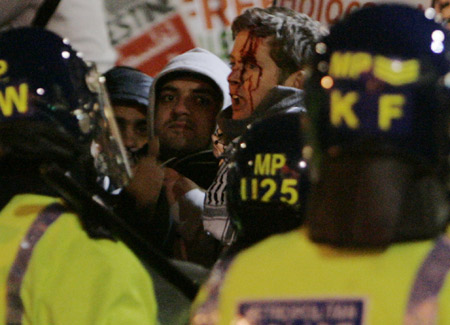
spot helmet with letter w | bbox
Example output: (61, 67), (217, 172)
(227, 111), (311, 249)
(0, 27), (130, 187)
(304, 4), (450, 247)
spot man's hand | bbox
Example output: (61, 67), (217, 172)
(125, 138), (164, 208)
(164, 167), (200, 206)
(212, 127), (225, 159)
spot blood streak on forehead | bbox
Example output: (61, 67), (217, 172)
(239, 32), (264, 114)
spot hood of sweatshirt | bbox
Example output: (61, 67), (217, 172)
(148, 48), (231, 137)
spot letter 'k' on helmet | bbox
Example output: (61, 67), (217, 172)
(305, 4), (450, 246)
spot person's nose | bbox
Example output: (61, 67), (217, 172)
(171, 97), (190, 116)
(122, 125), (137, 149)
(228, 64), (242, 86)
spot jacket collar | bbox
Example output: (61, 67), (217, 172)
(217, 86), (305, 142)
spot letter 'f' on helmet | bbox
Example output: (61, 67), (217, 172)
(304, 4), (450, 246)
(306, 4), (450, 174)
(227, 111), (311, 245)
(0, 27), (100, 143)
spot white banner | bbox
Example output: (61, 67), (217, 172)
(105, 0), (433, 76)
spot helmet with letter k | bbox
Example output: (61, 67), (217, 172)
(304, 4), (450, 247)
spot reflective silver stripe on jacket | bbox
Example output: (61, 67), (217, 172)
(191, 255), (235, 324)
(405, 235), (450, 324)
(6, 203), (65, 325)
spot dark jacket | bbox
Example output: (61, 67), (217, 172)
(202, 86), (306, 245)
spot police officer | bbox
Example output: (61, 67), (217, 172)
(0, 28), (158, 323)
(191, 4), (450, 324)
(191, 111), (312, 322)
(226, 110), (311, 255)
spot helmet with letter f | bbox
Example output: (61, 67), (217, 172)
(0, 27), (130, 187)
(227, 111), (311, 250)
(305, 4), (450, 247)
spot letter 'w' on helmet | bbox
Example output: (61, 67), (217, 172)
(0, 27), (131, 187)
(304, 4), (450, 246)
(227, 111), (311, 245)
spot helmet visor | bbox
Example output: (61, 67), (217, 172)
(86, 64), (132, 188)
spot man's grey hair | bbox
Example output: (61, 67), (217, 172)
(231, 7), (328, 82)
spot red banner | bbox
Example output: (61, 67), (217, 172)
(115, 13), (195, 77)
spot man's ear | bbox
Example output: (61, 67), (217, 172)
(283, 70), (305, 89)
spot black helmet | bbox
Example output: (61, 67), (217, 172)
(0, 28), (131, 187)
(305, 4), (450, 246)
(306, 3), (450, 170)
(0, 27), (99, 143)
(227, 111), (311, 245)
(103, 66), (153, 109)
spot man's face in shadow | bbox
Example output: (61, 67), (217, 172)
(154, 76), (222, 159)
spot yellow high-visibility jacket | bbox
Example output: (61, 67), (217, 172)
(192, 228), (450, 324)
(0, 194), (158, 324)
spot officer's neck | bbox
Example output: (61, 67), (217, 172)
(0, 163), (58, 210)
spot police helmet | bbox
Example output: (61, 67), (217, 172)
(0, 28), (131, 186)
(306, 3), (450, 172)
(0, 27), (99, 142)
(227, 111), (311, 245)
(305, 4), (450, 246)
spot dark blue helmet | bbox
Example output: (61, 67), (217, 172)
(305, 4), (450, 246)
(0, 28), (132, 187)
(306, 3), (450, 169)
(227, 111), (311, 245)
(0, 27), (100, 143)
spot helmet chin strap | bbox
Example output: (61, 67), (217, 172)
(31, 0), (61, 28)
(306, 154), (449, 248)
